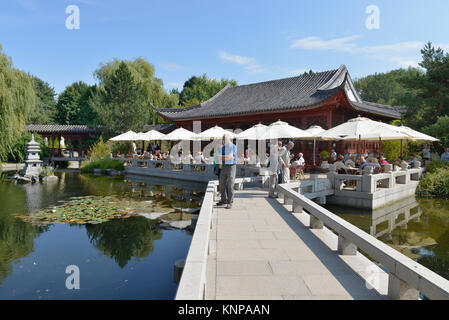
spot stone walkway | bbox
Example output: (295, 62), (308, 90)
(205, 188), (388, 300)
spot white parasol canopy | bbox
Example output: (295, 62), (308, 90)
(196, 125), (236, 140)
(109, 130), (137, 141)
(320, 117), (411, 141)
(259, 120), (313, 140)
(160, 127), (198, 140)
(142, 129), (166, 141)
(236, 123), (267, 140)
(378, 124), (439, 142)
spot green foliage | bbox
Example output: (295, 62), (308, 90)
(424, 116), (449, 150)
(425, 161), (449, 174)
(178, 74), (237, 106)
(86, 137), (111, 161)
(56, 81), (97, 125)
(354, 68), (422, 109)
(7, 132), (49, 163)
(0, 44), (36, 162)
(382, 140), (402, 162)
(417, 167), (449, 197)
(80, 159), (124, 173)
(92, 58), (178, 132)
(401, 42), (449, 130)
(319, 150), (330, 159)
(27, 76), (57, 124)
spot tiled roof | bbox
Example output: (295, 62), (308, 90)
(154, 65), (401, 120)
(25, 124), (97, 133)
(142, 123), (176, 133)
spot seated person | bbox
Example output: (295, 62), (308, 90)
(115, 151), (121, 158)
(334, 155), (347, 174)
(345, 155), (356, 168)
(368, 157), (381, 173)
(142, 151), (152, 159)
(408, 154), (419, 166)
(379, 156), (389, 166)
(358, 156), (368, 170)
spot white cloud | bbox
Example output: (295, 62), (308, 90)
(290, 35), (428, 68)
(290, 35), (360, 52)
(219, 51), (266, 74)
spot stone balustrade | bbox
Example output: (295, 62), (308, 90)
(278, 183), (449, 300)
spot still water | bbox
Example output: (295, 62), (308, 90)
(0, 172), (205, 299)
(326, 197), (449, 281)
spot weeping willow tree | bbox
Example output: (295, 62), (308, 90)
(0, 45), (36, 162)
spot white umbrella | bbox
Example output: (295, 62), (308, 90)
(109, 130), (137, 141)
(378, 124), (439, 142)
(134, 132), (148, 141)
(236, 123), (267, 140)
(321, 117), (410, 141)
(259, 120), (313, 140)
(304, 125), (326, 166)
(196, 125), (236, 140)
(142, 130), (166, 141)
(160, 127), (198, 140)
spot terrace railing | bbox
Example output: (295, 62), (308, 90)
(278, 183), (449, 300)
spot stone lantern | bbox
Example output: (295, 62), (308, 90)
(21, 134), (43, 181)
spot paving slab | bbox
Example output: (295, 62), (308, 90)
(204, 188), (385, 300)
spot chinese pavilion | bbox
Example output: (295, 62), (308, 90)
(153, 65), (402, 162)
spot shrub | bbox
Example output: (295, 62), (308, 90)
(80, 159), (124, 173)
(417, 167), (449, 197)
(7, 132), (49, 163)
(425, 160), (449, 174)
(87, 136), (111, 161)
(319, 150), (330, 159)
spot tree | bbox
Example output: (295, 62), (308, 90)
(27, 76), (57, 124)
(93, 58), (178, 126)
(91, 61), (149, 137)
(178, 74), (237, 106)
(56, 81), (97, 125)
(354, 68), (422, 108)
(0, 44), (36, 162)
(401, 42), (449, 130)
(424, 116), (449, 150)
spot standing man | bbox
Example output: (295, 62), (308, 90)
(217, 134), (237, 209)
(268, 143), (280, 198)
(441, 147), (449, 162)
(279, 141), (294, 184)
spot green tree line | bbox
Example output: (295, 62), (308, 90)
(354, 42), (449, 152)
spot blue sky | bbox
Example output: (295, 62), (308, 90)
(1, 0), (449, 94)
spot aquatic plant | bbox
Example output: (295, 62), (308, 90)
(80, 159), (124, 173)
(15, 195), (162, 225)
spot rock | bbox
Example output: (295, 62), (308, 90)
(93, 168), (102, 175)
(42, 175), (59, 183)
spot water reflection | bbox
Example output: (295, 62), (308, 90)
(0, 172), (205, 298)
(85, 217), (162, 268)
(326, 197), (449, 281)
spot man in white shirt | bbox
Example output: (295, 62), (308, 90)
(268, 144), (279, 198)
(278, 141), (294, 184)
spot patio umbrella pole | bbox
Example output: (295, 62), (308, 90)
(313, 138), (316, 166)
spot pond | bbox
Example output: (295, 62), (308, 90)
(0, 172), (205, 300)
(325, 197), (449, 282)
